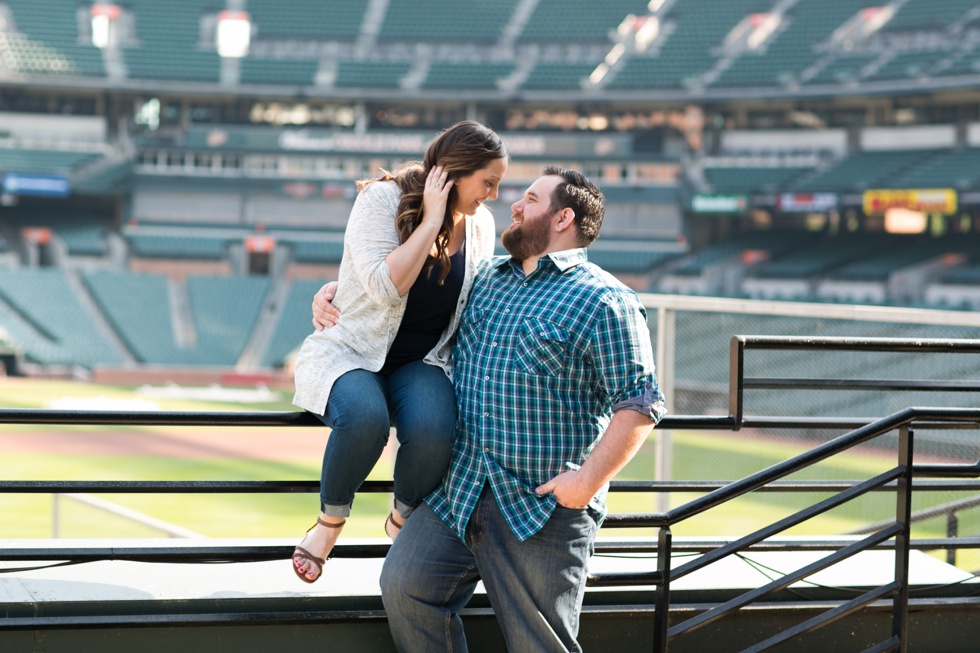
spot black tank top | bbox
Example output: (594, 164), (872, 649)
(382, 245), (465, 375)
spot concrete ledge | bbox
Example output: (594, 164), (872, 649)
(1, 537), (978, 652)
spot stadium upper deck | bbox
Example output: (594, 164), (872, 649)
(2, 1), (980, 377)
(0, 0), (977, 97)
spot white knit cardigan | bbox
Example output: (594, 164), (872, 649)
(292, 180), (497, 415)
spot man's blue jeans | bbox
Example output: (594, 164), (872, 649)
(380, 484), (597, 652)
(315, 360), (456, 519)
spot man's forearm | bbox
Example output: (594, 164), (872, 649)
(577, 409), (655, 494)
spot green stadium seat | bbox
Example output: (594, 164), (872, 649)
(380, 0), (518, 42)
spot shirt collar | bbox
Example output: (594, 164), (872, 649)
(495, 247), (589, 275)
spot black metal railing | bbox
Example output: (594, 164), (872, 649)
(4, 336), (980, 652)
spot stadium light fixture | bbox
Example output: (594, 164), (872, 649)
(589, 63), (610, 85)
(216, 10), (250, 58)
(635, 17), (660, 52)
(90, 4), (121, 49)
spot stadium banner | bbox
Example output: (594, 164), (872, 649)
(862, 189), (957, 215)
(777, 192), (838, 213)
(180, 127), (632, 159)
(691, 193), (749, 214)
(1, 173), (70, 198)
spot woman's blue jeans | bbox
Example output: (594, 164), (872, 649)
(315, 360), (456, 519)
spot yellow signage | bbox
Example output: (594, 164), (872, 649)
(863, 189), (957, 215)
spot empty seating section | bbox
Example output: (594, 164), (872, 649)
(587, 241), (680, 273)
(3, 0), (105, 77)
(0, 268), (119, 366)
(123, 0), (220, 82)
(423, 63), (514, 90)
(54, 224), (107, 256)
(670, 232), (796, 276)
(804, 53), (875, 85)
(186, 276), (269, 366)
(379, 0), (518, 42)
(520, 0), (649, 41)
(0, 209), (109, 256)
(704, 165), (813, 193)
(792, 150), (942, 193)
(262, 278), (324, 367)
(83, 272), (269, 366)
(890, 148), (980, 190)
(239, 59), (319, 86)
(128, 233), (231, 260)
(244, 0), (367, 39)
(712, 43), (810, 88)
(865, 50), (949, 82)
(334, 61), (411, 89)
(521, 62), (595, 91)
(940, 265), (980, 285)
(713, 0), (869, 88)
(0, 148), (101, 175)
(608, 0), (776, 90)
(749, 237), (872, 279)
(938, 51), (980, 77)
(882, 0), (978, 32)
(831, 238), (949, 281)
(283, 237), (345, 264)
(81, 270), (186, 365)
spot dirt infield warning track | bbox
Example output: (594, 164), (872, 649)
(0, 426), (331, 461)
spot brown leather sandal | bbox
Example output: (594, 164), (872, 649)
(292, 517), (345, 584)
(385, 512), (404, 540)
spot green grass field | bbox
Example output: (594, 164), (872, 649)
(2, 378), (978, 570)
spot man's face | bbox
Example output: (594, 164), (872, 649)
(501, 175), (562, 262)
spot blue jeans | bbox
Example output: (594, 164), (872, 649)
(315, 360), (456, 519)
(380, 485), (597, 652)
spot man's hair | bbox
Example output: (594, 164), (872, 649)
(542, 165), (604, 247)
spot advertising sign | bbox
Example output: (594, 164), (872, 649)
(777, 192), (838, 213)
(862, 189), (957, 215)
(1, 173), (70, 197)
(691, 194), (749, 214)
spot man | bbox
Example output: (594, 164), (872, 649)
(376, 167), (665, 652)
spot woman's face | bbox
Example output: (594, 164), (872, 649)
(452, 157), (508, 217)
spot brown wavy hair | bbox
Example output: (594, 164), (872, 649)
(357, 121), (507, 284)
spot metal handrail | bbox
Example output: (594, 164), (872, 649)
(5, 335), (980, 652)
(641, 409), (936, 652)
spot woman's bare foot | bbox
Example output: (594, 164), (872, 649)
(292, 515), (345, 583)
(385, 509), (404, 541)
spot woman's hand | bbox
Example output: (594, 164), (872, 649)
(312, 281), (340, 331)
(421, 165), (453, 230)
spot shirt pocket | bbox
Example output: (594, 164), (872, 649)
(515, 317), (569, 377)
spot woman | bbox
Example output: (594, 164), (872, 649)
(290, 122), (508, 583)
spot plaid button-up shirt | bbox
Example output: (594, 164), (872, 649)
(427, 248), (666, 542)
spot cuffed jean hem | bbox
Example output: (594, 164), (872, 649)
(393, 496), (414, 521)
(320, 500), (352, 518)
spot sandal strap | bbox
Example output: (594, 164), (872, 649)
(293, 546), (325, 566)
(316, 517), (346, 529)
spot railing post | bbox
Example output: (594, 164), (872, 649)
(946, 510), (959, 566)
(728, 336), (744, 428)
(52, 493), (60, 538)
(655, 306), (676, 512)
(892, 425), (914, 652)
(653, 526), (672, 653)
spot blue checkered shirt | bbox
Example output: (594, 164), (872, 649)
(426, 248), (666, 542)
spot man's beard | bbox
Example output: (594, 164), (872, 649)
(501, 218), (550, 262)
